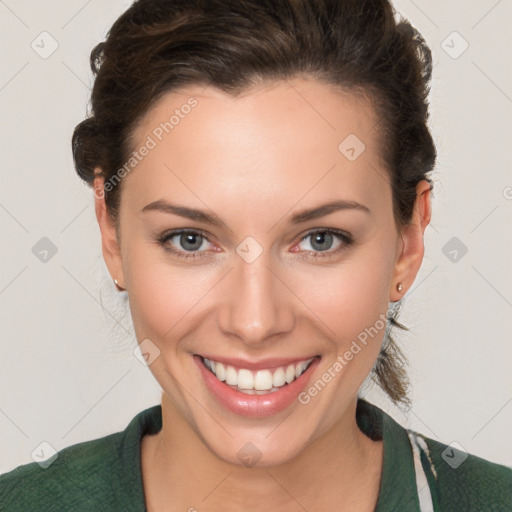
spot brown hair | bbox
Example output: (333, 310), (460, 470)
(72, 0), (436, 408)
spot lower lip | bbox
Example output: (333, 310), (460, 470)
(193, 355), (321, 418)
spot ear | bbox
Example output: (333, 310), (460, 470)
(389, 180), (432, 302)
(93, 173), (125, 290)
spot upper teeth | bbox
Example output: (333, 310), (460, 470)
(203, 357), (314, 391)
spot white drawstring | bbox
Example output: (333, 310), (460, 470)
(407, 430), (436, 512)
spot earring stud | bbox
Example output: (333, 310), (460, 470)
(113, 279), (125, 292)
(396, 282), (403, 292)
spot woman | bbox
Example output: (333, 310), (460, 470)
(1, 0), (510, 510)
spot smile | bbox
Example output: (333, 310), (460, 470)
(193, 353), (322, 417)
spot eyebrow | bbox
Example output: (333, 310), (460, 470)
(141, 198), (370, 228)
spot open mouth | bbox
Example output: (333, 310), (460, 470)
(198, 355), (320, 395)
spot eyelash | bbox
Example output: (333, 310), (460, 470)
(155, 228), (354, 261)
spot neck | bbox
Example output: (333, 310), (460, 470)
(141, 393), (383, 512)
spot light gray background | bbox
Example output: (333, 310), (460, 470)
(1, 0), (511, 474)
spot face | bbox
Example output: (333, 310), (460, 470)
(95, 77), (430, 466)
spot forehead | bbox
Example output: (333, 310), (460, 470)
(133, 78), (380, 155)
(122, 78), (390, 222)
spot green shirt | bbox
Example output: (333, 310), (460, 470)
(1, 399), (510, 511)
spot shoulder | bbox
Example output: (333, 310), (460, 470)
(0, 430), (124, 510)
(364, 399), (512, 511)
(0, 405), (160, 511)
(420, 434), (512, 511)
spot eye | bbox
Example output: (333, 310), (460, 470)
(293, 229), (354, 259)
(155, 228), (354, 261)
(156, 229), (214, 260)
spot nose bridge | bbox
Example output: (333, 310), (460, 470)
(218, 247), (294, 344)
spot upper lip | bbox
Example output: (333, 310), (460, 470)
(197, 354), (320, 371)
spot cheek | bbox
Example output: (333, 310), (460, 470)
(292, 249), (393, 356)
(123, 242), (216, 341)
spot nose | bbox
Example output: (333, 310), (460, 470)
(217, 250), (295, 347)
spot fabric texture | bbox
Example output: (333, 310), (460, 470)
(0, 399), (510, 511)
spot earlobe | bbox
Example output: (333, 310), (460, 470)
(93, 174), (126, 290)
(390, 227), (415, 302)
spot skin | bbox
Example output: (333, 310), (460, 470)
(94, 77), (431, 511)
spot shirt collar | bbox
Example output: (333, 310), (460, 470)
(357, 398), (422, 511)
(113, 403), (162, 511)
